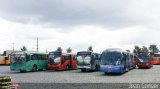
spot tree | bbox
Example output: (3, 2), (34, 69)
(21, 46), (27, 51)
(133, 45), (149, 55)
(141, 46), (149, 55)
(87, 46), (93, 52)
(66, 47), (72, 53)
(56, 47), (62, 52)
(149, 44), (159, 55)
(133, 45), (141, 55)
(126, 50), (130, 52)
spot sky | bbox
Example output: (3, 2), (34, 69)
(0, 0), (160, 53)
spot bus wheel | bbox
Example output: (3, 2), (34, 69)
(66, 65), (69, 70)
(81, 69), (86, 72)
(95, 65), (100, 71)
(33, 65), (37, 72)
(125, 67), (129, 72)
(20, 70), (26, 73)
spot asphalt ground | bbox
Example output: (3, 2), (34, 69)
(0, 65), (160, 89)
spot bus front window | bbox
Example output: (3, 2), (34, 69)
(49, 55), (61, 63)
(11, 54), (25, 64)
(138, 55), (150, 63)
(101, 52), (122, 65)
(77, 55), (91, 65)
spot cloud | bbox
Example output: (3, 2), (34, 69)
(0, 0), (160, 29)
(0, 0), (160, 53)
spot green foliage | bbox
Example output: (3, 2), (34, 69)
(133, 45), (149, 55)
(149, 44), (159, 55)
(126, 50), (130, 52)
(133, 45), (141, 55)
(56, 47), (62, 52)
(141, 46), (149, 55)
(66, 47), (72, 53)
(88, 46), (93, 52)
(21, 46), (27, 51)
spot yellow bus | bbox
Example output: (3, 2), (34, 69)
(0, 50), (12, 65)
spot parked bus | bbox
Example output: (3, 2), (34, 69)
(151, 53), (160, 65)
(48, 51), (77, 70)
(135, 54), (152, 69)
(0, 50), (12, 65)
(10, 51), (48, 72)
(100, 48), (135, 74)
(76, 51), (100, 72)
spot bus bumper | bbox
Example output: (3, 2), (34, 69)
(48, 64), (61, 70)
(77, 65), (91, 69)
(137, 63), (152, 68)
(100, 65), (124, 73)
(10, 64), (26, 71)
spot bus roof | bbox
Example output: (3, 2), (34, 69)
(103, 48), (123, 53)
(62, 53), (76, 56)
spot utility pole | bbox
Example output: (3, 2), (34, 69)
(37, 37), (38, 52)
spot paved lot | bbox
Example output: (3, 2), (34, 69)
(0, 65), (160, 83)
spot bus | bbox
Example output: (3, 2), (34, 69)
(48, 51), (77, 70)
(135, 54), (152, 68)
(100, 48), (135, 74)
(76, 51), (100, 72)
(0, 50), (12, 65)
(10, 51), (48, 72)
(151, 53), (160, 65)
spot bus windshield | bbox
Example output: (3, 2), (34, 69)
(154, 54), (160, 57)
(138, 55), (150, 63)
(49, 54), (61, 63)
(76, 52), (91, 64)
(11, 52), (25, 64)
(101, 52), (122, 65)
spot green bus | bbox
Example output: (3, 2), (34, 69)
(10, 51), (48, 72)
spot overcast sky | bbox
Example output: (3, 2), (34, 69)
(0, 0), (160, 53)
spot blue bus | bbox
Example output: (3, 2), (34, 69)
(100, 48), (135, 74)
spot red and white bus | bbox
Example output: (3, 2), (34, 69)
(151, 53), (160, 65)
(48, 51), (77, 70)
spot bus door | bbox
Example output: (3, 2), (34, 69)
(63, 55), (72, 68)
(69, 55), (72, 68)
(122, 53), (127, 68)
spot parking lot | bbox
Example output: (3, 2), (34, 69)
(0, 65), (160, 83)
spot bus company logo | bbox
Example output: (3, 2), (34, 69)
(106, 65), (112, 68)
(129, 83), (159, 89)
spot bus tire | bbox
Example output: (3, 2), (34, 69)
(20, 70), (26, 73)
(81, 69), (86, 72)
(0, 76), (11, 89)
(33, 65), (37, 72)
(66, 65), (69, 70)
(104, 72), (108, 75)
(125, 67), (129, 72)
(95, 65), (100, 71)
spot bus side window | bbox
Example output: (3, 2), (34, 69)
(91, 54), (95, 64)
(26, 55), (30, 62)
(31, 54), (36, 60)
